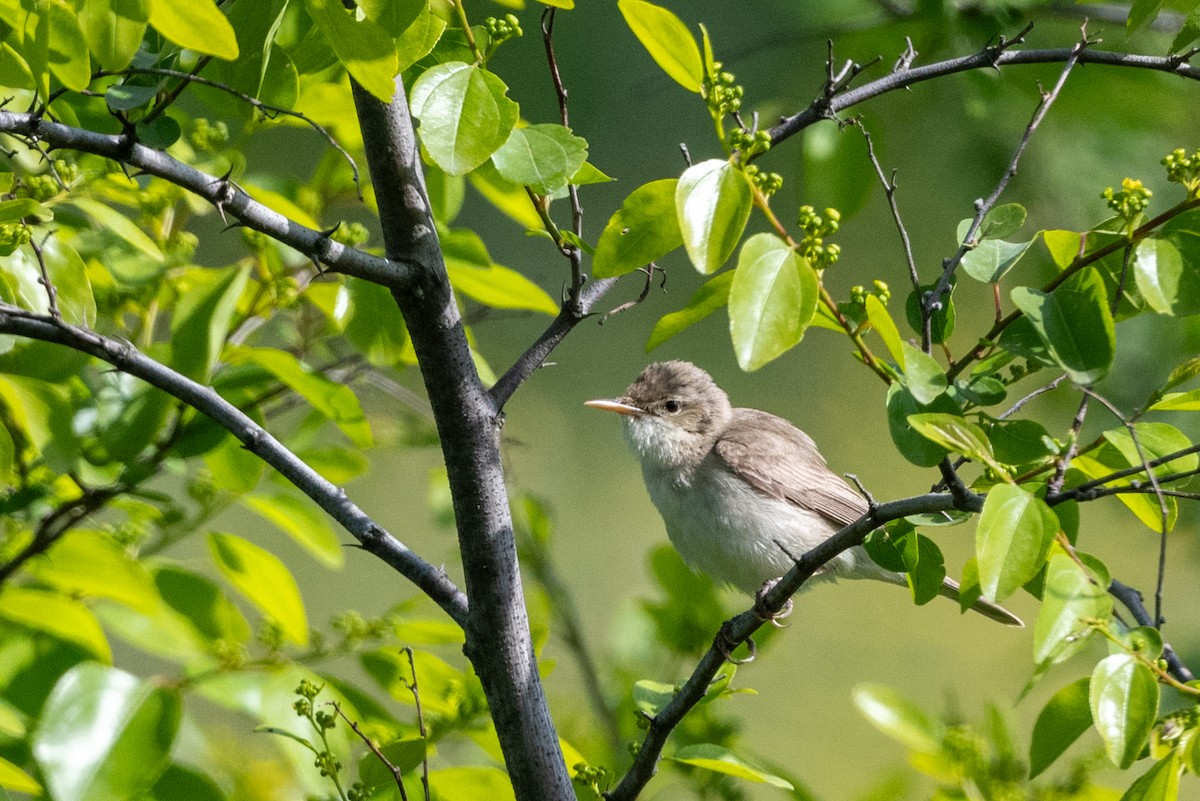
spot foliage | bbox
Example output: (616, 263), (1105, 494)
(0, 0), (1197, 800)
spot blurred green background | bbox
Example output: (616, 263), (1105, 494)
(215, 1), (1200, 797)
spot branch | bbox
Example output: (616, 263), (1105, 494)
(0, 112), (403, 288)
(608, 491), (979, 801)
(490, 276), (617, 410)
(349, 76), (573, 800)
(0, 305), (469, 626)
(768, 47), (1200, 146)
(1109, 580), (1196, 683)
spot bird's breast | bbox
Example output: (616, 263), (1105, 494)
(640, 458), (844, 594)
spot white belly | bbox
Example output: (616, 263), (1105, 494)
(641, 459), (896, 595)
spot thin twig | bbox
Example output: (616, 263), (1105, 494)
(853, 119), (924, 349)
(402, 648), (431, 801)
(330, 702), (408, 801)
(541, 8), (586, 309)
(27, 235), (60, 319)
(1108, 580), (1195, 683)
(1048, 395), (1090, 497)
(926, 28), (1090, 313)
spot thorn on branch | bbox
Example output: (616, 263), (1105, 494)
(679, 142), (692, 167)
(984, 21), (1035, 66)
(600, 263), (658, 322)
(1169, 46), (1200, 67)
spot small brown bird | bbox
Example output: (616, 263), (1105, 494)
(587, 360), (1022, 627)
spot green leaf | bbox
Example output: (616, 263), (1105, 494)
(1133, 236), (1200, 316)
(902, 532), (946, 606)
(0, 755), (40, 794)
(170, 265), (251, 381)
(617, 0), (702, 92)
(886, 384), (961, 467)
(445, 261), (558, 316)
(1149, 389), (1200, 411)
(360, 0), (425, 36)
(32, 664), (180, 801)
(961, 238), (1033, 284)
(305, 0), (396, 101)
(28, 530), (160, 613)
(1090, 653), (1159, 768)
(676, 159), (752, 275)
(153, 564), (252, 644)
(29, 0), (91, 92)
(243, 492), (344, 569)
(0, 376), (80, 471)
(225, 345), (373, 447)
(1033, 552), (1112, 667)
(335, 278), (413, 367)
(1121, 752), (1181, 801)
(1173, 10), (1200, 52)
(41, 238), (97, 327)
(899, 343), (948, 404)
(144, 764), (226, 801)
(1010, 270), (1115, 386)
(646, 271), (732, 351)
(427, 767), (516, 801)
(396, 4), (445, 72)
(1127, 0), (1165, 32)
(569, 161), (613, 186)
(975, 484), (1058, 603)
(491, 123), (588, 196)
(358, 736), (426, 788)
(0, 197), (50, 224)
(633, 679), (677, 716)
(0, 240), (95, 327)
(81, 0), (149, 71)
(148, 0), (238, 59)
(1028, 677), (1092, 779)
(1073, 423), (1197, 532)
(670, 744), (794, 790)
(0, 586), (110, 661)
(208, 532), (308, 646)
(410, 62), (518, 175)
(728, 233), (818, 371)
(979, 203), (1027, 240)
(852, 684), (942, 753)
(867, 295), (905, 368)
(906, 413), (998, 470)
(1043, 229), (1083, 269)
(592, 179), (682, 278)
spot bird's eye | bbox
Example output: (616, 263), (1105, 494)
(663, 399), (682, 414)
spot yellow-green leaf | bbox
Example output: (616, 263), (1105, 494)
(208, 532), (308, 645)
(617, 0), (702, 92)
(676, 159), (751, 275)
(148, 0), (238, 59)
(243, 493), (344, 569)
(0, 587), (111, 662)
(305, 0), (397, 101)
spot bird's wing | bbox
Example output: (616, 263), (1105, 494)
(713, 408), (869, 528)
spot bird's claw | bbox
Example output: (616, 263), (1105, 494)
(753, 579), (794, 627)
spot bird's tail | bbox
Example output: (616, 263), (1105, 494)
(939, 577), (1024, 627)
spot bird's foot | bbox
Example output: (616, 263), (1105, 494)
(714, 622), (755, 664)
(753, 579), (794, 628)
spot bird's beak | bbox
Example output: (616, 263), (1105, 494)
(584, 398), (646, 417)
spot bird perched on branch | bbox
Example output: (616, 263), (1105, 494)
(586, 360), (1022, 627)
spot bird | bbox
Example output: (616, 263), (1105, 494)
(585, 360), (1023, 627)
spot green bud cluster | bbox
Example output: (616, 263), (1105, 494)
(0, 222), (31, 257)
(742, 164), (783, 197)
(213, 640), (249, 670)
(849, 280), (889, 306)
(17, 174), (61, 202)
(1163, 147), (1200, 197)
(257, 619), (286, 651)
(347, 782), (367, 801)
(331, 609), (393, 644)
(314, 750), (341, 777)
(241, 228), (270, 253)
(189, 118), (229, 153)
(330, 221), (370, 247)
(572, 762), (611, 794)
(167, 230), (198, 261)
(796, 205), (841, 269)
(703, 61), (743, 118)
(484, 14), (522, 54)
(1101, 177), (1151, 220)
(727, 127), (771, 158)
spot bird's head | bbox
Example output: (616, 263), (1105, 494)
(586, 361), (732, 470)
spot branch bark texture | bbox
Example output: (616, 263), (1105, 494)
(350, 78), (572, 800)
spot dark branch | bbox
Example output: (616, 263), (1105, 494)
(0, 305), (469, 626)
(609, 491), (979, 801)
(768, 47), (1200, 146)
(0, 111), (401, 288)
